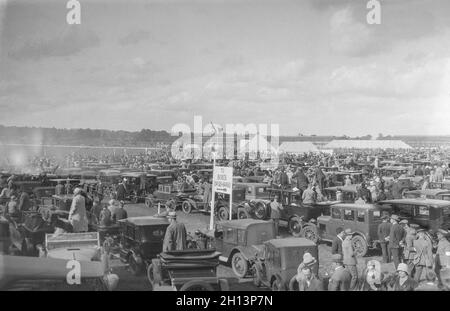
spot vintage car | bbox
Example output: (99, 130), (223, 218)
(403, 189), (450, 201)
(377, 198), (450, 235)
(323, 185), (359, 203)
(299, 203), (392, 257)
(193, 219), (276, 278)
(253, 237), (318, 291)
(0, 254), (118, 291)
(430, 180), (450, 190)
(121, 172), (149, 203)
(118, 216), (169, 276)
(43, 232), (101, 262)
(326, 171), (363, 187)
(147, 249), (229, 291)
(145, 183), (196, 209)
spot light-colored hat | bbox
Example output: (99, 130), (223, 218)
(301, 252), (317, 267)
(167, 211), (177, 219)
(397, 263), (409, 274)
(73, 187), (82, 195)
(390, 214), (400, 221)
(344, 228), (354, 235)
(108, 199), (120, 207)
(399, 219), (408, 224)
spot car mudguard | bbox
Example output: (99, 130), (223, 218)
(231, 245), (264, 263)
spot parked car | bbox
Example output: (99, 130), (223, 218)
(194, 219), (276, 278)
(147, 249), (229, 291)
(403, 189), (450, 201)
(253, 237), (318, 291)
(378, 198), (450, 235)
(299, 203), (392, 257)
(145, 184), (195, 209)
(323, 185), (359, 203)
(118, 216), (169, 276)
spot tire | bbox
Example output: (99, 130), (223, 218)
(288, 216), (303, 237)
(218, 278), (230, 291)
(218, 206), (230, 221)
(271, 276), (285, 291)
(179, 280), (214, 291)
(237, 208), (249, 219)
(254, 202), (268, 220)
(182, 200), (193, 214)
(300, 224), (320, 243)
(147, 263), (155, 287)
(231, 252), (248, 278)
(351, 235), (368, 257)
(129, 256), (143, 276)
(145, 198), (153, 208)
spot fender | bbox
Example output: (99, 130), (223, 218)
(129, 250), (143, 266)
(186, 198), (197, 210)
(230, 245), (264, 263)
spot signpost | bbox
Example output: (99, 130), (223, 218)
(210, 165), (233, 229)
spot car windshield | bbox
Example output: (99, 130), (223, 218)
(141, 226), (166, 241)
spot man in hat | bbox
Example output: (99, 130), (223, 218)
(328, 254), (352, 291)
(112, 201), (128, 223)
(389, 214), (405, 269)
(55, 180), (64, 196)
(296, 253), (323, 291)
(116, 179), (127, 201)
(331, 228), (345, 256)
(435, 229), (450, 286)
(270, 195), (282, 236)
(390, 177), (403, 199)
(302, 184), (317, 205)
(342, 228), (358, 290)
(357, 182), (372, 203)
(68, 187), (88, 232)
(292, 167), (309, 197)
(403, 225), (417, 272)
(378, 215), (392, 263)
(162, 211), (187, 252)
(412, 229), (433, 282)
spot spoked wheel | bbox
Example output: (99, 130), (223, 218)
(254, 202), (268, 220)
(147, 263), (155, 286)
(145, 198), (153, 208)
(300, 225), (319, 243)
(351, 235), (368, 257)
(288, 216), (303, 237)
(231, 252), (248, 278)
(218, 206), (230, 221)
(182, 201), (193, 214)
(237, 208), (249, 219)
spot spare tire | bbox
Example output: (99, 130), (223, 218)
(254, 201), (270, 220)
(217, 206), (230, 221)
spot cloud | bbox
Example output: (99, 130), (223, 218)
(8, 28), (100, 60)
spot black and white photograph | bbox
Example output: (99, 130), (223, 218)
(0, 0), (450, 297)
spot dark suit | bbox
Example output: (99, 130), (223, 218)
(331, 236), (343, 256)
(116, 183), (127, 201)
(378, 221), (392, 263)
(298, 276), (324, 291)
(389, 223), (405, 269)
(328, 267), (352, 291)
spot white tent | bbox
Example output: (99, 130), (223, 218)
(278, 141), (320, 154)
(324, 140), (412, 150)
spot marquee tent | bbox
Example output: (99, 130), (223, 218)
(324, 140), (412, 150)
(278, 141), (320, 154)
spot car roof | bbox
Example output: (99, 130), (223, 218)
(235, 182), (269, 187)
(324, 185), (358, 193)
(332, 203), (382, 210)
(219, 219), (270, 229)
(118, 216), (169, 226)
(121, 172), (145, 177)
(379, 199), (450, 207)
(266, 237), (316, 248)
(405, 189), (450, 196)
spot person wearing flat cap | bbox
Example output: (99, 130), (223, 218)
(389, 214), (406, 270)
(412, 229), (433, 282)
(342, 228), (358, 290)
(162, 211), (187, 252)
(328, 254), (352, 291)
(387, 263), (417, 291)
(68, 187), (88, 232)
(435, 229), (450, 286)
(377, 215), (392, 263)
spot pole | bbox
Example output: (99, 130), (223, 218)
(209, 152), (216, 230)
(229, 185), (233, 221)
(158, 202), (161, 215)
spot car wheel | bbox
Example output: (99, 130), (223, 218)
(145, 198), (153, 208)
(351, 235), (368, 257)
(179, 280), (214, 291)
(271, 277), (285, 291)
(254, 202), (268, 220)
(231, 252), (248, 278)
(288, 216), (303, 237)
(182, 201), (193, 214)
(218, 206), (230, 221)
(128, 256), (142, 276)
(237, 207), (249, 219)
(147, 263), (155, 288)
(300, 225), (319, 243)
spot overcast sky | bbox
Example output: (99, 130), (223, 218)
(0, 0), (450, 136)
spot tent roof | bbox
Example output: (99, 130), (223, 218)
(278, 141), (320, 154)
(324, 140), (412, 150)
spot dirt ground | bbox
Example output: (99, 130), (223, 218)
(112, 202), (397, 291)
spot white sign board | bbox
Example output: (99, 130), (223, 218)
(212, 166), (233, 194)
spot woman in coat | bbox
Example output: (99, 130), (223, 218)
(412, 229), (434, 281)
(69, 188), (88, 232)
(359, 260), (384, 291)
(386, 263), (417, 291)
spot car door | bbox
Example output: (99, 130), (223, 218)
(324, 207), (343, 239)
(342, 208), (356, 231)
